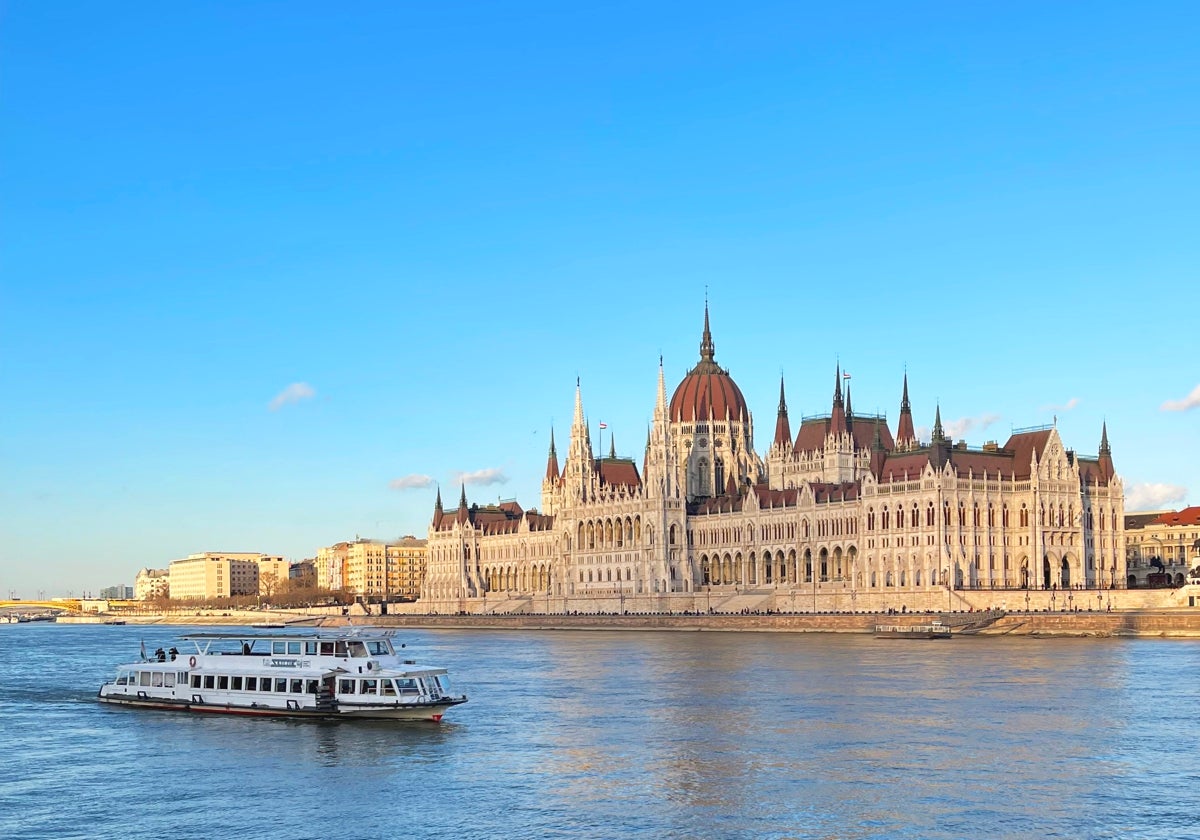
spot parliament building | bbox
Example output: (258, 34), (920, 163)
(422, 308), (1126, 614)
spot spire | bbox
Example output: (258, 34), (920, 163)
(700, 300), (715, 364)
(545, 428), (560, 482)
(932, 404), (945, 443)
(432, 485), (444, 528)
(655, 355), (668, 420)
(896, 371), (916, 450)
(773, 375), (793, 451)
(459, 483), (468, 509)
(844, 380), (854, 427)
(830, 362), (847, 436)
(1098, 421), (1115, 481)
(609, 436), (616, 459)
(572, 377), (585, 429)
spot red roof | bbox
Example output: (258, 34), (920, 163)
(1153, 506), (1200, 527)
(669, 369), (749, 423)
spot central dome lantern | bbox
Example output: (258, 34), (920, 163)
(668, 305), (749, 423)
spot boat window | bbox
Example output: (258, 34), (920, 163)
(115, 671), (129, 685)
(152, 672), (163, 687)
(320, 642), (335, 655)
(305, 679), (318, 694)
(274, 678), (288, 693)
(260, 679), (272, 692)
(360, 679), (378, 695)
(271, 642), (287, 655)
(191, 675), (202, 689)
(231, 676), (243, 690)
(218, 676), (229, 690)
(287, 642), (301, 655)
(164, 673), (175, 688)
(304, 642), (318, 655)
(380, 680), (396, 697)
(245, 677), (258, 691)
(348, 641), (368, 658)
(289, 679), (303, 693)
(338, 679), (356, 695)
(395, 678), (418, 695)
(368, 641), (391, 656)
(140, 672), (152, 686)
(334, 642), (348, 657)
(204, 676), (215, 689)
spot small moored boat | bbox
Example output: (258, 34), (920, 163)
(97, 629), (467, 721)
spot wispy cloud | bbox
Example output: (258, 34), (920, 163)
(269, 382), (315, 411)
(1125, 482), (1188, 511)
(1040, 397), (1080, 412)
(944, 413), (1001, 441)
(453, 468), (509, 486)
(1161, 384), (1200, 412)
(389, 474), (434, 491)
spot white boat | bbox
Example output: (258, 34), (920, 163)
(97, 629), (467, 721)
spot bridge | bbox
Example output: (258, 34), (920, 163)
(0, 599), (82, 612)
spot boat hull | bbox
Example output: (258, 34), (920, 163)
(874, 624), (952, 639)
(97, 692), (466, 722)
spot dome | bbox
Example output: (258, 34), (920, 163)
(668, 306), (750, 423)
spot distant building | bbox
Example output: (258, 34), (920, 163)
(1125, 507), (1200, 587)
(135, 568), (170, 601)
(100, 585), (134, 600)
(290, 559), (316, 587)
(168, 552), (284, 600)
(316, 537), (427, 599)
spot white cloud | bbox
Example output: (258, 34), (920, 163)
(453, 468), (509, 486)
(1125, 482), (1188, 511)
(268, 382), (315, 411)
(1161, 384), (1200, 412)
(389, 474), (434, 491)
(1040, 397), (1080, 412)
(944, 413), (1001, 441)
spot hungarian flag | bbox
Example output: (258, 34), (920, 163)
(599, 422), (607, 429)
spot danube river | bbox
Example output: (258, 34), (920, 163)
(2, 623), (1197, 839)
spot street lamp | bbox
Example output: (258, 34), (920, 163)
(1097, 593), (1103, 612)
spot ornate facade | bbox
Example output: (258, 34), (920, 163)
(423, 308), (1126, 613)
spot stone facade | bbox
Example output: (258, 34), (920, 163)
(167, 552), (283, 600)
(135, 567), (170, 601)
(317, 537), (427, 599)
(423, 307), (1126, 614)
(1124, 506), (1200, 587)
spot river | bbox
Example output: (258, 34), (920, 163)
(2, 623), (1196, 839)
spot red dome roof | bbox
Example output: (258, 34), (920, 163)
(668, 305), (749, 423)
(670, 369), (749, 422)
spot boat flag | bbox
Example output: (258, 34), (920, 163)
(140, 639), (147, 661)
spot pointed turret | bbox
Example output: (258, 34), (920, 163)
(772, 376), (792, 452)
(1098, 421), (1115, 481)
(932, 404), (946, 443)
(545, 428), (559, 482)
(896, 372), (916, 450)
(844, 379), (854, 431)
(456, 484), (469, 524)
(609, 436), (616, 459)
(830, 363), (847, 436)
(432, 486), (444, 528)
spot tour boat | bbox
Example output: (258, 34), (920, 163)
(874, 620), (952, 639)
(97, 629), (467, 721)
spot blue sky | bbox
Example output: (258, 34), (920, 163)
(2, 2), (1198, 597)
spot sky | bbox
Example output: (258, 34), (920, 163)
(2, 2), (1198, 598)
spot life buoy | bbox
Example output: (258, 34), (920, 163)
(188, 656), (197, 668)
